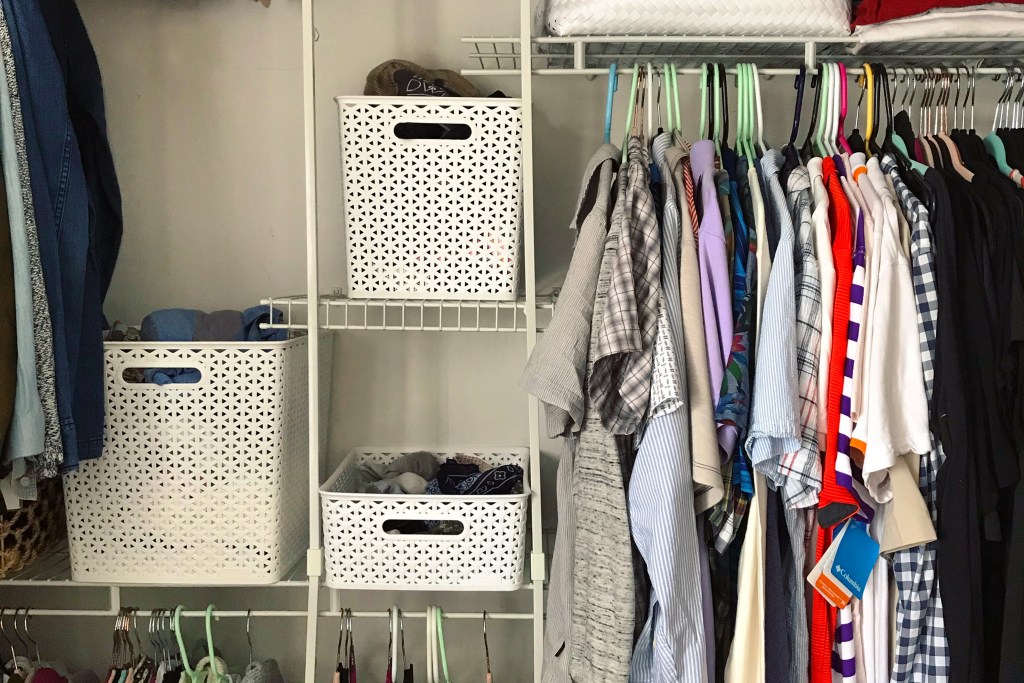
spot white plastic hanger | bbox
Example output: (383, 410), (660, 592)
(752, 63), (767, 153)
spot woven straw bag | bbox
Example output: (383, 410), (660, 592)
(0, 478), (67, 579)
(543, 0), (851, 37)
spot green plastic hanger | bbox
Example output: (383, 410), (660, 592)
(815, 63), (830, 157)
(985, 67), (1014, 175)
(436, 607), (450, 683)
(699, 62), (709, 140)
(739, 63), (755, 161)
(203, 606), (228, 683)
(173, 606), (199, 683)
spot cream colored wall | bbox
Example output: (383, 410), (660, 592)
(7, 0), (1007, 679)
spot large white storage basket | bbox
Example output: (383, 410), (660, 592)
(541, 0), (850, 37)
(320, 447), (530, 591)
(64, 336), (321, 585)
(337, 97), (523, 301)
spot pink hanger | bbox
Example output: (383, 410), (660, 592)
(837, 62), (853, 155)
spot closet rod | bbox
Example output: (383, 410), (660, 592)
(14, 610), (534, 620)
(464, 66), (1013, 77)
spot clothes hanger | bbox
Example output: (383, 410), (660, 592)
(800, 69), (822, 161)
(837, 62), (853, 155)
(646, 62), (655, 139)
(0, 608), (22, 676)
(752, 63), (766, 154)
(426, 606), (436, 683)
(734, 63), (747, 159)
(936, 68), (973, 180)
(826, 63), (841, 157)
(862, 63), (875, 157)
(621, 64), (641, 162)
(784, 64), (806, 164)
(699, 62), (709, 141)
(603, 62), (617, 144)
(482, 611), (492, 683)
(435, 607), (451, 683)
(174, 606), (200, 683)
(668, 63), (681, 138)
(713, 63), (724, 158)
(814, 63), (830, 157)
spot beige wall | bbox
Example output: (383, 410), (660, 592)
(8, 0), (1006, 679)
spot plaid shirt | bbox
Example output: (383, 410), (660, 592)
(881, 156), (949, 682)
(590, 136), (662, 436)
(779, 166), (824, 509)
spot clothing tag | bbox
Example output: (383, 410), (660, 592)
(807, 519), (880, 608)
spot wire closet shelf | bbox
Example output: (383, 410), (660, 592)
(462, 34), (1024, 75)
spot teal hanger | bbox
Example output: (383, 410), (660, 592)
(985, 67), (1015, 175)
(604, 62), (618, 144)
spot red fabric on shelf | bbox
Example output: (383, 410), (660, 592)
(852, 0), (1024, 27)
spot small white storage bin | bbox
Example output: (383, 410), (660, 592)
(320, 447), (530, 591)
(63, 336), (323, 585)
(337, 96), (523, 301)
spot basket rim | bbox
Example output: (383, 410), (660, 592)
(103, 335), (305, 350)
(335, 95), (523, 106)
(320, 446), (531, 502)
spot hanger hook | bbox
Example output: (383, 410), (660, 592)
(246, 609), (254, 667)
(0, 608), (16, 666)
(20, 609), (40, 664)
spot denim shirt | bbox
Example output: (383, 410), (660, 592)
(4, 0), (102, 471)
(0, 12), (44, 464)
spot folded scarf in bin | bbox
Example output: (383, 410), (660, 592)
(427, 459), (525, 496)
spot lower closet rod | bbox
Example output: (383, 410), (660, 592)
(19, 610), (533, 620)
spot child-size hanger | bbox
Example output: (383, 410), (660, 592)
(603, 62), (617, 144)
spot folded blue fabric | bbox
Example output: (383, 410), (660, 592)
(139, 306), (287, 383)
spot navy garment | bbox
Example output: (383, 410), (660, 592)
(3, 0), (98, 469)
(37, 0), (122, 301)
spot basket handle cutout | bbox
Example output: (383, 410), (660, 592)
(381, 518), (466, 538)
(393, 122), (472, 141)
(120, 366), (203, 386)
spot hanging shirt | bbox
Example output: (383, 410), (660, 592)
(746, 150), (800, 484)
(691, 141), (734, 429)
(589, 137), (662, 436)
(521, 144), (620, 439)
(808, 158), (835, 449)
(527, 144), (621, 683)
(571, 144), (638, 683)
(881, 156), (950, 682)
(778, 165), (823, 509)
(857, 160), (931, 502)
(628, 131), (708, 683)
(665, 146), (724, 513)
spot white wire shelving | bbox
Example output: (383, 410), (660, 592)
(462, 34), (1024, 76)
(261, 294), (555, 332)
(1, 545), (310, 588)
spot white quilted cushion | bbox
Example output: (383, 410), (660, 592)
(544, 0), (851, 37)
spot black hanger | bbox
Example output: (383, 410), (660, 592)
(867, 62), (884, 156)
(719, 62), (731, 152)
(784, 65), (806, 166)
(800, 71), (821, 162)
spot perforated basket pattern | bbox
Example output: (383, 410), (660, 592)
(320, 448), (529, 591)
(337, 97), (523, 300)
(542, 0), (851, 37)
(63, 337), (318, 585)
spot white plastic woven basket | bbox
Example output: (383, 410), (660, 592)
(337, 96), (523, 301)
(542, 0), (851, 37)
(320, 447), (530, 591)
(64, 336), (328, 585)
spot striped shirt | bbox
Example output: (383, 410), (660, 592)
(628, 132), (708, 683)
(746, 150), (801, 484)
(881, 156), (949, 682)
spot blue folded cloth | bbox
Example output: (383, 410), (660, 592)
(139, 306), (287, 384)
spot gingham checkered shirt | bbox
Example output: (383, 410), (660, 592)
(590, 136), (662, 436)
(881, 155), (949, 682)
